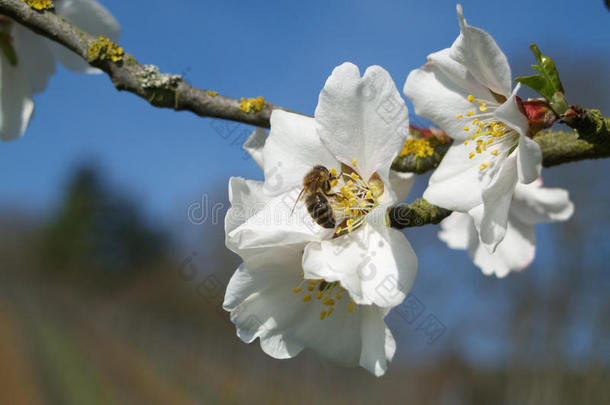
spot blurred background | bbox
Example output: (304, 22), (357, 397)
(0, 0), (609, 404)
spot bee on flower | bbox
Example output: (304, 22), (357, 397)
(224, 63), (417, 376)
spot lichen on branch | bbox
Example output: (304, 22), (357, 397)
(387, 199), (452, 229)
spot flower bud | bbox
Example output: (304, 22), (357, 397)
(518, 97), (557, 136)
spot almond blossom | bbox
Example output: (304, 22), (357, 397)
(439, 178), (573, 277)
(404, 4), (542, 252)
(224, 62), (417, 376)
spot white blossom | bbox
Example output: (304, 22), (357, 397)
(0, 0), (120, 141)
(404, 4), (542, 252)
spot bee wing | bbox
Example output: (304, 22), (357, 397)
(290, 188), (306, 216)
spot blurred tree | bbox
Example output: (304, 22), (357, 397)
(40, 165), (168, 284)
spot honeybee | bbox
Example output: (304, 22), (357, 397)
(293, 165), (337, 229)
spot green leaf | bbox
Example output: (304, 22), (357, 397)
(529, 44), (564, 93)
(515, 74), (554, 101)
(514, 43), (567, 115)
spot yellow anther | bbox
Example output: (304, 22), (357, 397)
(309, 280), (318, 285)
(348, 301), (355, 313)
(206, 90), (218, 97)
(466, 111), (474, 117)
(463, 126), (470, 131)
(365, 191), (373, 199)
(336, 293), (342, 300)
(472, 119), (479, 125)
(320, 311), (327, 320)
(327, 308), (334, 316)
(479, 106), (488, 112)
(467, 94), (475, 102)
(352, 158), (357, 166)
(329, 168), (337, 177)
(479, 162), (490, 171)
(399, 138), (434, 158)
(343, 207), (351, 214)
(350, 173), (359, 179)
(464, 140), (469, 145)
(455, 114), (463, 119)
(302, 295), (312, 302)
(307, 285), (315, 291)
(330, 179), (338, 187)
(293, 287), (302, 293)
(346, 180), (354, 187)
(370, 186), (378, 191)
(469, 152), (475, 159)
(359, 201), (367, 208)
(335, 226), (342, 234)
(323, 299), (335, 306)
(491, 150), (499, 156)
(316, 291), (324, 300)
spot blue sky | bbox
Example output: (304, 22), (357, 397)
(1, 0), (609, 227)
(1, 0), (609, 369)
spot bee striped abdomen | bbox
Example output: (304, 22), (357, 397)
(306, 193), (335, 229)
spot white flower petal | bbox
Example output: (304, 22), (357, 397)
(0, 53), (34, 141)
(517, 135), (543, 184)
(302, 220), (417, 308)
(438, 212), (474, 250)
(440, 207), (536, 277)
(493, 85), (529, 137)
(452, 5), (512, 97)
(223, 247), (306, 357)
(51, 0), (121, 74)
(226, 187), (334, 258)
(388, 170), (415, 203)
(225, 177), (268, 236)
(360, 306), (395, 377)
(262, 110), (338, 196)
(511, 180), (574, 225)
(404, 53), (488, 142)
(423, 143), (486, 211)
(12, 24), (56, 94)
(224, 246), (392, 374)
(479, 153), (519, 252)
(471, 216), (535, 277)
(492, 85), (541, 184)
(243, 128), (267, 170)
(316, 62), (409, 182)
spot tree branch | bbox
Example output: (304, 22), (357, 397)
(392, 125), (610, 174)
(0, 0), (298, 128)
(3, 0), (610, 231)
(387, 199), (452, 229)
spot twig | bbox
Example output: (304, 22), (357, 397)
(0, 0), (298, 128)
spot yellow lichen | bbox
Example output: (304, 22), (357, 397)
(206, 90), (219, 97)
(22, 0), (53, 10)
(399, 138), (435, 158)
(239, 96), (266, 113)
(87, 36), (124, 63)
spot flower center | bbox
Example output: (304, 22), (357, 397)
(292, 277), (355, 320)
(328, 161), (382, 236)
(457, 94), (520, 172)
